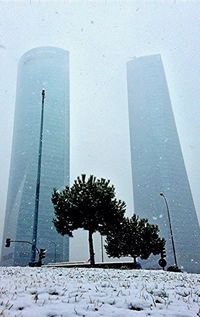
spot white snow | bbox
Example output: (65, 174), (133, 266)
(0, 267), (199, 316)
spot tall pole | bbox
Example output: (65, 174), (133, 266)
(31, 89), (45, 263)
(160, 192), (178, 268)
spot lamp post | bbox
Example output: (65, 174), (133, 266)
(160, 192), (178, 268)
(31, 89), (46, 263)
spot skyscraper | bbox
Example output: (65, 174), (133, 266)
(127, 54), (200, 273)
(1, 47), (70, 266)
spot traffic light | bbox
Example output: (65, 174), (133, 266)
(159, 245), (167, 269)
(158, 258), (167, 269)
(161, 245), (166, 258)
(39, 248), (46, 260)
(5, 238), (11, 247)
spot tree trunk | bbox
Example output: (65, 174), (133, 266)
(88, 230), (95, 266)
(133, 256), (137, 268)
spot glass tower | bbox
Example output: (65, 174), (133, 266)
(127, 54), (200, 273)
(1, 47), (70, 266)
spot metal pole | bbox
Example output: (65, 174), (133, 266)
(160, 192), (178, 267)
(8, 239), (40, 255)
(31, 89), (45, 263)
(101, 235), (104, 262)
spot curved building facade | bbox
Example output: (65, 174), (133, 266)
(127, 55), (200, 273)
(1, 47), (70, 265)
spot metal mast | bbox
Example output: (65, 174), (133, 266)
(31, 89), (45, 263)
(160, 192), (178, 268)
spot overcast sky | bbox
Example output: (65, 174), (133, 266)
(0, 0), (200, 261)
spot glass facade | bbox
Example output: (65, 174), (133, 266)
(127, 55), (200, 273)
(1, 47), (69, 266)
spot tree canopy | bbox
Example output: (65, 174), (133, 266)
(52, 174), (126, 265)
(105, 214), (165, 266)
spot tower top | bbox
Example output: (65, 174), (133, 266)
(20, 46), (69, 64)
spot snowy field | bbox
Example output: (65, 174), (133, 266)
(0, 267), (199, 317)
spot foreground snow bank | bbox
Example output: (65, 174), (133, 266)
(0, 267), (199, 316)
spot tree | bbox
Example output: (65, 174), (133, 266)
(52, 174), (126, 266)
(105, 214), (165, 267)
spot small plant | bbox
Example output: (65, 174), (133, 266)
(33, 293), (38, 303)
(128, 303), (143, 311)
(167, 266), (182, 272)
(49, 291), (59, 296)
(74, 307), (85, 316)
(18, 307), (24, 311)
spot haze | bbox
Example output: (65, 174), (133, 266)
(0, 0), (200, 261)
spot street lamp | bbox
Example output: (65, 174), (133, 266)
(31, 89), (46, 263)
(160, 192), (178, 268)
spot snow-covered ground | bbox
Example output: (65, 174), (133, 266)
(0, 267), (199, 317)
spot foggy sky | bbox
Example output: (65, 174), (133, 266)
(0, 0), (200, 261)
